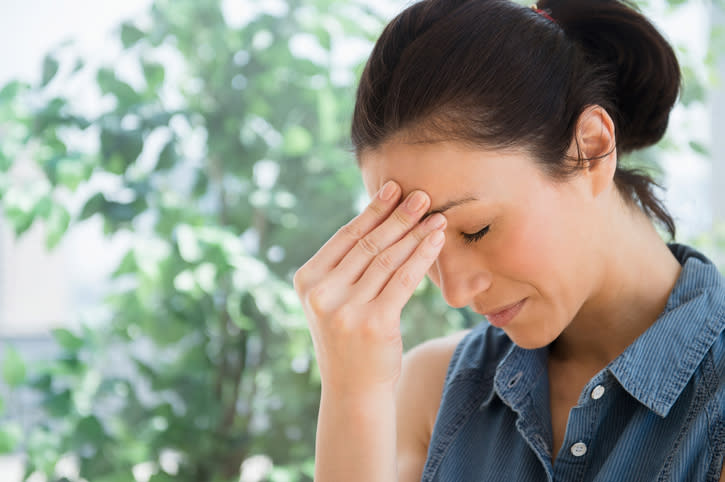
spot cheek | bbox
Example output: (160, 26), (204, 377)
(497, 215), (553, 281)
(495, 195), (588, 345)
(498, 192), (583, 301)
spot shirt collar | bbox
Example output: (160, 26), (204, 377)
(607, 243), (725, 417)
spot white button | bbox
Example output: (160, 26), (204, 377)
(591, 385), (605, 400)
(570, 442), (587, 457)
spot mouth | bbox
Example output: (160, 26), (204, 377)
(478, 298), (528, 328)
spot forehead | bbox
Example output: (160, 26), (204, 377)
(359, 140), (538, 200)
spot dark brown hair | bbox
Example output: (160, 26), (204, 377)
(351, 0), (680, 239)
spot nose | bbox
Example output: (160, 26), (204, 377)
(428, 245), (492, 309)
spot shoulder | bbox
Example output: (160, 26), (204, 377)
(397, 329), (473, 434)
(394, 323), (513, 474)
(394, 329), (472, 482)
(396, 323), (511, 434)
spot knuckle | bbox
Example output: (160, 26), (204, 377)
(306, 285), (329, 314)
(368, 200), (387, 218)
(358, 318), (381, 339)
(357, 314), (397, 343)
(411, 225), (429, 243)
(397, 268), (418, 290)
(373, 250), (397, 272)
(391, 208), (413, 229)
(339, 222), (364, 241)
(357, 235), (382, 257)
(293, 268), (309, 292)
(330, 305), (357, 333)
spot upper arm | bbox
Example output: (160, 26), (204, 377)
(719, 462), (725, 482)
(395, 330), (471, 482)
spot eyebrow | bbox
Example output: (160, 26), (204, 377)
(420, 195), (479, 222)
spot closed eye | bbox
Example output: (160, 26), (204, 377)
(462, 225), (490, 245)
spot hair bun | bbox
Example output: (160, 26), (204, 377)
(538, 0), (681, 153)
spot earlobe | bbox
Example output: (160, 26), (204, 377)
(575, 105), (617, 198)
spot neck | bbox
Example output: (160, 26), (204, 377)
(549, 203), (682, 368)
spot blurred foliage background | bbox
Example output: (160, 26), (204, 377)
(0, 0), (723, 481)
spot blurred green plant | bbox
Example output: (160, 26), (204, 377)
(0, 0), (387, 480)
(0, 0), (723, 481)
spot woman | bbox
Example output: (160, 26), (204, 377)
(293, 0), (725, 480)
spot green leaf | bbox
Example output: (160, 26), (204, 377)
(31, 97), (68, 134)
(689, 141), (709, 157)
(34, 194), (53, 219)
(227, 292), (254, 330)
(269, 466), (296, 482)
(43, 389), (73, 417)
(314, 26), (332, 51)
(46, 205), (70, 250)
(121, 23), (145, 48)
(0, 424), (22, 454)
(74, 415), (107, 445)
(41, 55), (60, 87)
(156, 140), (176, 170)
(57, 157), (92, 191)
(143, 62), (165, 91)
(80, 192), (106, 221)
(97, 68), (140, 106)
(283, 125), (313, 156)
(28, 373), (52, 391)
(93, 471), (137, 482)
(149, 473), (177, 482)
(104, 199), (146, 223)
(2, 345), (26, 387)
(0, 80), (27, 103)
(72, 58), (85, 73)
(318, 86), (337, 144)
(100, 128), (144, 174)
(113, 250), (138, 277)
(11, 212), (34, 237)
(680, 66), (706, 105)
(52, 328), (85, 352)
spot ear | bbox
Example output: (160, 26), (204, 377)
(568, 105), (617, 198)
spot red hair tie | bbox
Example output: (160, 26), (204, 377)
(531, 5), (556, 23)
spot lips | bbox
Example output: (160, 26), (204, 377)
(476, 298), (527, 328)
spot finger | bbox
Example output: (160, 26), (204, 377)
(296, 181), (401, 284)
(375, 229), (446, 315)
(331, 189), (431, 284)
(313, 181), (402, 270)
(351, 213), (447, 304)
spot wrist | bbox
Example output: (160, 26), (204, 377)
(320, 386), (396, 415)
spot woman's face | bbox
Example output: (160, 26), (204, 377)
(360, 140), (603, 349)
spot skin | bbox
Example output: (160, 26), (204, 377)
(295, 105), (695, 481)
(361, 107), (680, 355)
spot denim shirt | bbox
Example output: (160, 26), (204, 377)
(422, 243), (725, 481)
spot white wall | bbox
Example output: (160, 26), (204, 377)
(0, 0), (150, 335)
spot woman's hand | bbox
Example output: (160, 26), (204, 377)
(293, 181), (447, 398)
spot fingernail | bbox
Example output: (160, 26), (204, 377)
(429, 231), (445, 246)
(379, 181), (397, 201)
(405, 191), (427, 212)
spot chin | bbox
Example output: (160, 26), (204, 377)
(505, 331), (553, 350)
(498, 319), (559, 350)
